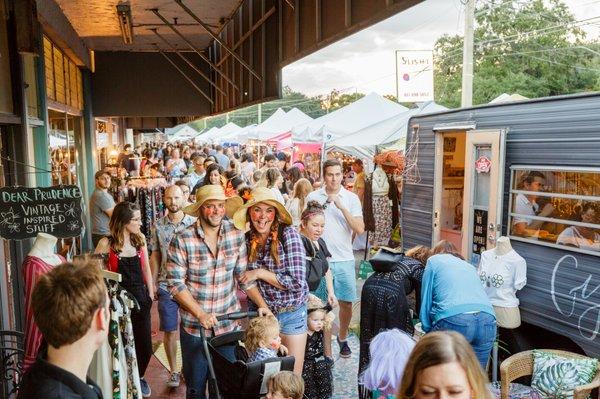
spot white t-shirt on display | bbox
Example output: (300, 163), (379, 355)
(478, 249), (527, 308)
(306, 186), (363, 262)
(557, 227), (600, 251)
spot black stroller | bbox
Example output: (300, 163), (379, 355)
(200, 311), (296, 399)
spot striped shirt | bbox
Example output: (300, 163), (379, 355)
(247, 225), (308, 313)
(166, 219), (254, 337)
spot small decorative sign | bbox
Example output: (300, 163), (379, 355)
(0, 185), (83, 240)
(472, 209), (489, 257)
(475, 156), (491, 173)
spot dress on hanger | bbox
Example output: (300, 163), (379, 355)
(370, 168), (392, 247)
(23, 255), (66, 372)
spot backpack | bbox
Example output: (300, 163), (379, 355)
(302, 235), (329, 291)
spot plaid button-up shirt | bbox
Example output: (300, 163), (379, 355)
(247, 225), (308, 313)
(166, 219), (254, 337)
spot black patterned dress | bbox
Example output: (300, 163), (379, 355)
(302, 330), (333, 399)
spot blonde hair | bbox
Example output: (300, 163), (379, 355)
(292, 178), (313, 212)
(397, 331), (492, 399)
(244, 315), (280, 353)
(405, 245), (431, 265)
(306, 294), (334, 330)
(267, 371), (305, 399)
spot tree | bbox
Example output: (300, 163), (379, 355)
(434, 0), (599, 108)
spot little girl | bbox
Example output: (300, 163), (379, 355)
(302, 295), (334, 399)
(359, 329), (415, 398)
(245, 315), (288, 362)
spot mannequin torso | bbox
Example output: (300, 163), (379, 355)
(28, 233), (63, 266)
(494, 236), (513, 256)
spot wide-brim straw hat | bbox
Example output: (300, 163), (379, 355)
(232, 187), (292, 230)
(183, 184), (243, 219)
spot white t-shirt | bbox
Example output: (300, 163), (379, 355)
(478, 249), (527, 308)
(306, 186), (363, 262)
(556, 227), (600, 251)
(513, 193), (538, 225)
(270, 186), (285, 205)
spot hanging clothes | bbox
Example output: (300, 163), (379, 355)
(370, 168), (392, 247)
(22, 255), (66, 372)
(362, 174), (376, 232)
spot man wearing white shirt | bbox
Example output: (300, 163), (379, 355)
(512, 171), (554, 238)
(306, 159), (364, 358)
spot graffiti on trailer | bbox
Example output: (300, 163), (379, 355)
(551, 254), (600, 341)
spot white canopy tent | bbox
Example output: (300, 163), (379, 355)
(216, 122), (242, 138)
(292, 92), (408, 143)
(220, 123), (257, 143)
(167, 125), (201, 142)
(194, 126), (221, 143)
(326, 101), (448, 159)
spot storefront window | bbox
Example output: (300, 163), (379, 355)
(509, 166), (600, 255)
(48, 110), (80, 185)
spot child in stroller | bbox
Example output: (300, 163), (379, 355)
(203, 311), (296, 399)
(245, 315), (289, 362)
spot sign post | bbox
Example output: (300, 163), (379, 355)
(0, 185), (84, 240)
(395, 50), (434, 103)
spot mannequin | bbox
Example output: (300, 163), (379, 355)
(369, 165), (393, 247)
(27, 232), (63, 265)
(479, 236), (526, 329)
(23, 233), (66, 371)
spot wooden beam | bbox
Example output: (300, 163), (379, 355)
(316, 0), (322, 42)
(345, 0), (352, 28)
(216, 6), (275, 67)
(294, 0), (300, 53)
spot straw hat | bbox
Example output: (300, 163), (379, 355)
(183, 184), (243, 219)
(232, 187), (292, 230)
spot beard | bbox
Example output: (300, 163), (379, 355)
(200, 214), (223, 228)
(167, 204), (180, 213)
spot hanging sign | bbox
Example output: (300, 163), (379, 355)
(395, 50), (434, 102)
(472, 209), (488, 256)
(475, 155), (491, 173)
(0, 185), (84, 240)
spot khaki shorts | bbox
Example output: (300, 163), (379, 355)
(493, 306), (521, 329)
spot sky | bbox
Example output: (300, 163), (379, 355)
(281, 0), (600, 97)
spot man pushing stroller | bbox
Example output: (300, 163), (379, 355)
(166, 185), (271, 399)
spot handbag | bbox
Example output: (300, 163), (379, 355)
(369, 247), (405, 273)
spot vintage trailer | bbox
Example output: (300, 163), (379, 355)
(401, 92), (600, 356)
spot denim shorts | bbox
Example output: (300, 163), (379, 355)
(330, 260), (357, 302)
(157, 286), (179, 332)
(276, 304), (307, 335)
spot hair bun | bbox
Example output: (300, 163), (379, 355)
(306, 200), (325, 211)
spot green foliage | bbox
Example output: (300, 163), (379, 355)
(434, 0), (600, 108)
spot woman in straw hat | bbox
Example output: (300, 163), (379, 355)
(235, 187), (309, 375)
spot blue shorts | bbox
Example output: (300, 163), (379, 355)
(158, 286), (179, 332)
(330, 260), (357, 302)
(276, 304), (307, 336)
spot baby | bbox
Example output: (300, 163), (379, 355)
(245, 315), (288, 362)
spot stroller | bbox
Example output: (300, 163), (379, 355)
(201, 311), (296, 399)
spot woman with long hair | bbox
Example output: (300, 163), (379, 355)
(286, 178), (313, 227)
(264, 167), (286, 204)
(202, 163), (226, 188)
(95, 202), (154, 397)
(397, 331), (492, 399)
(234, 187), (309, 375)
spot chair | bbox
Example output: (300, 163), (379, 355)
(500, 349), (600, 399)
(0, 330), (24, 399)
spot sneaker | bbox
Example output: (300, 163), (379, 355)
(140, 377), (152, 397)
(337, 337), (352, 358)
(167, 372), (181, 388)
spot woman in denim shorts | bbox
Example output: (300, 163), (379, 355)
(236, 187), (309, 374)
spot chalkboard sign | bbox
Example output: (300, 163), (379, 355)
(472, 209), (488, 255)
(0, 185), (84, 240)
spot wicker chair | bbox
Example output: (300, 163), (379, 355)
(500, 349), (600, 399)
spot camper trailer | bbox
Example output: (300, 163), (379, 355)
(401, 92), (600, 356)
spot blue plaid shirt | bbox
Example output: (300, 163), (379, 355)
(247, 225), (308, 313)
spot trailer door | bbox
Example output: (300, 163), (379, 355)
(461, 129), (507, 265)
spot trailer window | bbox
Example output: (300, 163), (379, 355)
(509, 167), (600, 255)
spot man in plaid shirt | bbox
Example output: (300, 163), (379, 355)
(166, 185), (270, 399)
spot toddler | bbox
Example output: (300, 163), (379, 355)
(302, 294), (335, 399)
(359, 329), (416, 398)
(245, 315), (288, 362)
(266, 371), (305, 399)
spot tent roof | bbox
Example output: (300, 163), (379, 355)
(218, 122), (242, 136)
(292, 92), (407, 142)
(326, 101), (447, 159)
(489, 93), (529, 104)
(195, 126), (221, 142)
(254, 107), (313, 141)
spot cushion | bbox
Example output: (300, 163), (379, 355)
(531, 350), (599, 399)
(488, 381), (543, 399)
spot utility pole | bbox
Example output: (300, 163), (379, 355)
(461, 0), (475, 107)
(258, 103), (262, 123)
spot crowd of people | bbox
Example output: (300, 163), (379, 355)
(19, 140), (499, 399)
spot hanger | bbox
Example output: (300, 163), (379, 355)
(102, 270), (122, 282)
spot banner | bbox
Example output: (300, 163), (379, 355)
(0, 185), (84, 240)
(395, 50), (434, 102)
